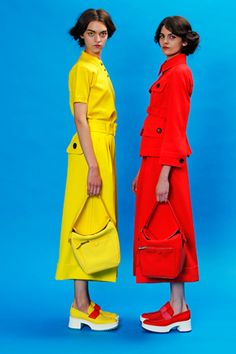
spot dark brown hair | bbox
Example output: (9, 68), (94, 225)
(154, 16), (200, 55)
(69, 9), (116, 47)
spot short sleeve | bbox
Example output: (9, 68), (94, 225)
(69, 64), (94, 104)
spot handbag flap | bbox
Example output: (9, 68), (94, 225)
(71, 219), (115, 244)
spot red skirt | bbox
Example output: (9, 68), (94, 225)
(133, 157), (199, 283)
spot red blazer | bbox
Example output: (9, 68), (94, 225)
(140, 54), (193, 167)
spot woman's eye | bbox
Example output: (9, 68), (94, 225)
(169, 35), (176, 40)
(87, 32), (94, 37)
(100, 32), (108, 37)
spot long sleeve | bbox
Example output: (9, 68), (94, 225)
(159, 67), (193, 167)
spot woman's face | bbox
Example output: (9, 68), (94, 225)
(159, 25), (187, 59)
(81, 21), (108, 58)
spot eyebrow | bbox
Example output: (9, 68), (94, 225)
(86, 29), (107, 33)
(160, 32), (174, 35)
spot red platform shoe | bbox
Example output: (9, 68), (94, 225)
(140, 302), (172, 322)
(142, 304), (191, 333)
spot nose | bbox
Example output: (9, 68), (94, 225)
(163, 36), (169, 44)
(94, 33), (101, 43)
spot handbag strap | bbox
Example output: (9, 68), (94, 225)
(71, 195), (115, 229)
(143, 201), (186, 241)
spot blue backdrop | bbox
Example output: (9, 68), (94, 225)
(1, 0), (236, 353)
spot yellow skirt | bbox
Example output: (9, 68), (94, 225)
(55, 121), (118, 282)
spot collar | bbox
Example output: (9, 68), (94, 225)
(80, 50), (103, 66)
(158, 53), (186, 74)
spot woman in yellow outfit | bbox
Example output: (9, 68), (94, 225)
(55, 9), (120, 331)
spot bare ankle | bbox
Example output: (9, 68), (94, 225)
(170, 299), (187, 315)
(73, 299), (90, 313)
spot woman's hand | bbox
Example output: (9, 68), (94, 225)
(156, 165), (171, 202)
(156, 176), (169, 202)
(87, 166), (102, 196)
(132, 170), (140, 193)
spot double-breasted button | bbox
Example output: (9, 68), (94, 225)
(73, 143), (77, 149)
(156, 83), (160, 88)
(156, 127), (162, 134)
(179, 158), (184, 163)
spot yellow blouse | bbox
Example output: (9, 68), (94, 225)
(68, 51), (117, 122)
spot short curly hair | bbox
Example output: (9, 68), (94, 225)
(69, 8), (116, 47)
(154, 16), (200, 55)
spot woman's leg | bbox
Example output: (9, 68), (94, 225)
(73, 280), (90, 313)
(170, 282), (188, 315)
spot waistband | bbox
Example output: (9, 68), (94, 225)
(87, 119), (117, 136)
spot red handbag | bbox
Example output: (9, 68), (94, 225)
(138, 201), (186, 279)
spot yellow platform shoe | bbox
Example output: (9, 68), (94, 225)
(68, 304), (118, 331)
(90, 301), (119, 320)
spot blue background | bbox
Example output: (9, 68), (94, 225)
(1, 0), (236, 353)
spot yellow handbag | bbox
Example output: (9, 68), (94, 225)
(69, 196), (120, 274)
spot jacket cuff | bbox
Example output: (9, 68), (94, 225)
(159, 155), (186, 168)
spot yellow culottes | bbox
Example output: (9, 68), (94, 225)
(55, 120), (118, 282)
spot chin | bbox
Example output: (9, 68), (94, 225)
(163, 49), (173, 55)
(93, 48), (102, 54)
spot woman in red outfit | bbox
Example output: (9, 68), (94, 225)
(132, 16), (200, 333)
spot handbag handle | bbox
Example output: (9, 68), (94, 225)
(143, 201), (186, 241)
(71, 195), (115, 231)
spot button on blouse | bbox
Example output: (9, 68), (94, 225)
(69, 51), (116, 123)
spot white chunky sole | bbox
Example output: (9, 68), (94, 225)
(140, 315), (146, 322)
(68, 316), (119, 331)
(142, 319), (192, 333)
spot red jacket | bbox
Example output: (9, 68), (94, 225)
(140, 54), (193, 167)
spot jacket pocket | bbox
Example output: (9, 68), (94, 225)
(142, 118), (166, 137)
(140, 118), (166, 156)
(149, 79), (167, 94)
(66, 134), (83, 155)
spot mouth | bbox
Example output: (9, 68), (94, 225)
(162, 46), (169, 50)
(94, 45), (101, 48)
